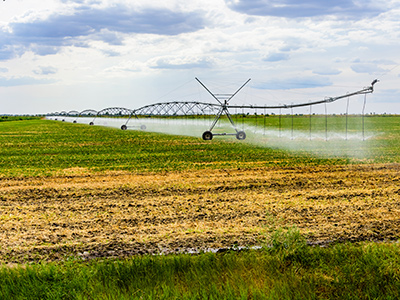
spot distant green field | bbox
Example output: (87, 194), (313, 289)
(0, 115), (41, 122)
(0, 119), (339, 177)
(0, 116), (399, 177)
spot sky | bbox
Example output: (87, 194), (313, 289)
(0, 0), (399, 115)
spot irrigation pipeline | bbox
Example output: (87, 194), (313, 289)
(226, 83), (376, 110)
(49, 79), (378, 141)
(192, 79), (377, 140)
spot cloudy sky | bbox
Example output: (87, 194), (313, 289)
(0, 0), (399, 115)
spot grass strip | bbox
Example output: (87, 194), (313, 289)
(0, 227), (399, 299)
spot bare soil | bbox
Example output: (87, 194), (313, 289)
(1, 164), (400, 263)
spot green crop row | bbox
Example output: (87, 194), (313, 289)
(1, 116), (400, 177)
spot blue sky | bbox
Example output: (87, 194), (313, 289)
(0, 0), (399, 114)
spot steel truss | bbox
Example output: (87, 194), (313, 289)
(71, 109), (98, 123)
(130, 101), (220, 116)
(120, 101), (222, 130)
(89, 107), (133, 126)
(54, 111), (68, 121)
(79, 109), (98, 116)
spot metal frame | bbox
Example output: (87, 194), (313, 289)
(72, 109), (97, 123)
(89, 107), (133, 126)
(195, 77), (251, 140)
(121, 101), (222, 130)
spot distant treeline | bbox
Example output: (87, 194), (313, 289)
(0, 116), (42, 122)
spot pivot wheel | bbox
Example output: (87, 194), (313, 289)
(73, 120), (77, 123)
(140, 125), (147, 130)
(121, 124), (127, 130)
(202, 131), (213, 140)
(89, 122), (94, 126)
(236, 131), (246, 140)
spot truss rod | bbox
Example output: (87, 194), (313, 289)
(228, 82), (377, 110)
(195, 78), (223, 105)
(227, 78), (251, 103)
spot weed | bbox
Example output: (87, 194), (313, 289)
(267, 226), (308, 254)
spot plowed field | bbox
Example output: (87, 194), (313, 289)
(1, 164), (399, 263)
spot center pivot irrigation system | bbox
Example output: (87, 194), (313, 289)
(49, 78), (379, 141)
(195, 78), (378, 141)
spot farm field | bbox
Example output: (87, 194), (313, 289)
(0, 117), (399, 262)
(0, 117), (399, 298)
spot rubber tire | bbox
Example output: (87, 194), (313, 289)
(73, 120), (77, 123)
(89, 122), (94, 126)
(121, 124), (127, 130)
(202, 131), (213, 140)
(236, 131), (246, 140)
(140, 125), (147, 130)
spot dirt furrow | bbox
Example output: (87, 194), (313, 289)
(0, 164), (399, 262)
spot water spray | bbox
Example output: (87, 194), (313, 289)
(48, 78), (378, 144)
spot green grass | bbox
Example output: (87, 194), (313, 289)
(0, 228), (399, 299)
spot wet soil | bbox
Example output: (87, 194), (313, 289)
(1, 164), (400, 263)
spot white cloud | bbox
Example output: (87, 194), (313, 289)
(253, 76), (332, 90)
(1, 3), (206, 60)
(0, 76), (56, 87)
(263, 52), (290, 62)
(0, 0), (398, 114)
(103, 60), (145, 75)
(224, 0), (387, 19)
(312, 68), (342, 76)
(33, 66), (58, 75)
(351, 63), (389, 75)
(150, 56), (213, 70)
